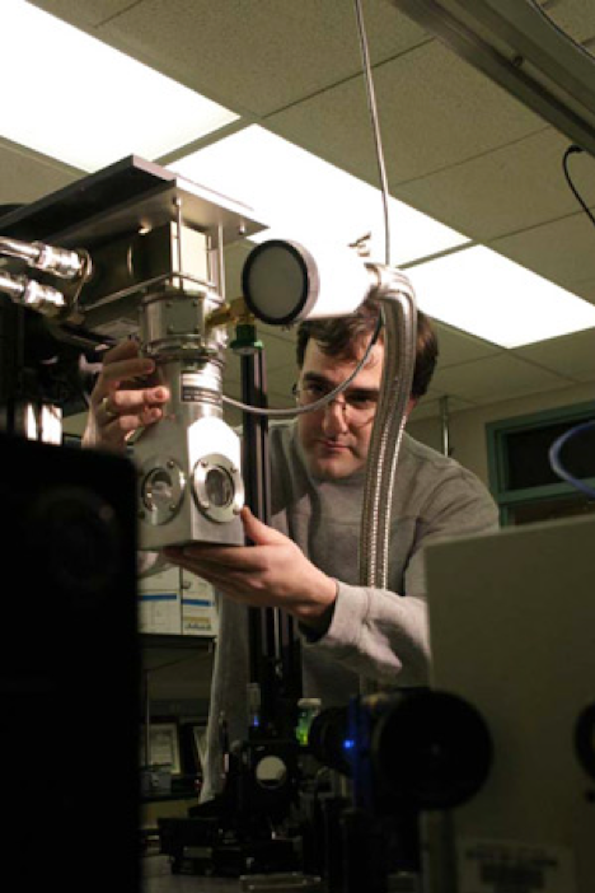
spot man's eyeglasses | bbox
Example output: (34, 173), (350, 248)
(292, 380), (379, 426)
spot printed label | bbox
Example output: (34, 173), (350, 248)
(181, 372), (205, 403)
(458, 838), (575, 893)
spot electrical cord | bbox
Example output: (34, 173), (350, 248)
(223, 0), (391, 420)
(548, 418), (595, 499)
(562, 144), (595, 228)
(222, 315), (382, 418)
(557, 146), (595, 498)
(353, 0), (391, 268)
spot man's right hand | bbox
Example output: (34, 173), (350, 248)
(82, 339), (170, 452)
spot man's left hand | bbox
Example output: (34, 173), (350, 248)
(164, 507), (337, 632)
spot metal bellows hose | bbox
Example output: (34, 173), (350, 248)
(359, 265), (417, 690)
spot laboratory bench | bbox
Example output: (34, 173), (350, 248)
(143, 854), (239, 893)
(143, 854), (324, 892)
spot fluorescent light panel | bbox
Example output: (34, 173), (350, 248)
(171, 125), (470, 266)
(5, 5), (591, 350)
(174, 128), (595, 347)
(1, 0), (238, 172)
(408, 246), (595, 348)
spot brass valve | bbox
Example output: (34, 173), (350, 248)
(206, 296), (254, 332)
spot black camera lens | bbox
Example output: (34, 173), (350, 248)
(308, 706), (353, 777)
(372, 689), (492, 810)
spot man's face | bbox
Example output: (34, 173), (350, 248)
(296, 338), (385, 481)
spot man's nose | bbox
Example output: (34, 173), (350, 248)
(321, 398), (349, 434)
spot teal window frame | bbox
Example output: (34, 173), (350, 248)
(486, 401), (595, 526)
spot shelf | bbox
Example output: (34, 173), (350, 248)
(140, 633), (214, 651)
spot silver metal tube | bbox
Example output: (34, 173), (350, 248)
(359, 265), (417, 592)
(357, 267), (416, 697)
(353, 0), (391, 267)
(0, 235), (87, 279)
(216, 224), (226, 301)
(174, 199), (184, 275)
(0, 269), (65, 315)
(439, 395), (450, 457)
(0, 269), (28, 300)
(0, 236), (40, 265)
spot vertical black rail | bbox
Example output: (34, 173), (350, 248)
(241, 345), (277, 733)
(240, 344), (301, 737)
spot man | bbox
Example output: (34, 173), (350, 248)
(84, 299), (498, 799)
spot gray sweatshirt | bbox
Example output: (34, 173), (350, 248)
(201, 421), (499, 800)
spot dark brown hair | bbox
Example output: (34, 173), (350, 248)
(295, 297), (438, 399)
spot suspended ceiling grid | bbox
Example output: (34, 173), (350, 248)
(2, 0), (595, 422)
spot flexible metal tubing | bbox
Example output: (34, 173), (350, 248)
(359, 266), (417, 592)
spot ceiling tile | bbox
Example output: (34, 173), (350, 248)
(540, 0), (595, 44)
(268, 40), (545, 187)
(431, 353), (573, 404)
(6, 0), (595, 421)
(86, 0), (429, 118)
(0, 141), (81, 206)
(513, 327), (595, 382)
(30, 0), (134, 28)
(394, 128), (595, 242)
(570, 275), (595, 302)
(432, 321), (503, 367)
(490, 213), (595, 296)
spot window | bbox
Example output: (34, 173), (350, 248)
(487, 402), (595, 526)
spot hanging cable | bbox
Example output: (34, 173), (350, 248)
(558, 145), (595, 497)
(353, 0), (392, 267)
(222, 315), (382, 417)
(222, 0), (392, 421)
(350, 2), (419, 670)
(562, 144), (595, 229)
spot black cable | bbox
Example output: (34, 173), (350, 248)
(556, 147), (595, 497)
(562, 144), (595, 228)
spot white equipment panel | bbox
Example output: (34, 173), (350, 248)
(424, 514), (595, 893)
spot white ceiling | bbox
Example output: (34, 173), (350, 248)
(2, 0), (595, 424)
